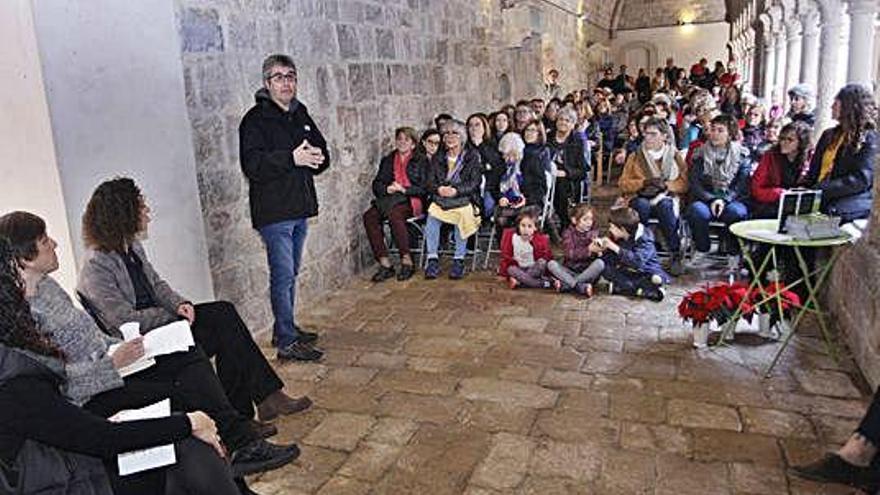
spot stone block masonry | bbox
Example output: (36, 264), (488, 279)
(175, 0), (609, 333)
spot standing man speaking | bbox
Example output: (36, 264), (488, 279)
(239, 54), (329, 362)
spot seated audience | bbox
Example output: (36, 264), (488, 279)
(750, 121), (813, 218)
(741, 104), (768, 164)
(420, 128), (441, 162)
(490, 111), (511, 139)
(522, 118), (553, 174)
(498, 211), (555, 290)
(514, 102), (534, 132)
(547, 204), (603, 296)
(363, 127), (427, 282)
(493, 133), (547, 229)
(0, 237), (242, 495)
(423, 119), (483, 280)
(803, 83), (877, 223)
(594, 207), (668, 301)
(618, 117), (688, 274)
(685, 114), (752, 253)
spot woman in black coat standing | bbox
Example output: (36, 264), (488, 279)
(804, 83), (878, 223)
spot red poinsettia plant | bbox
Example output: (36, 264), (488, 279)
(678, 281), (802, 328)
(678, 282), (754, 327)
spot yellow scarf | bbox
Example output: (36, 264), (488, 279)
(818, 132), (845, 182)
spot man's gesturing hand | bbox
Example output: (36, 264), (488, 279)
(293, 141), (325, 169)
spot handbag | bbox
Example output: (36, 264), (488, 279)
(374, 193), (408, 217)
(434, 195), (471, 211)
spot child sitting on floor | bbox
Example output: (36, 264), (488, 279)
(548, 203), (604, 297)
(594, 206), (669, 301)
(499, 210), (556, 290)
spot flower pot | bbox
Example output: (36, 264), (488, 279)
(693, 323), (709, 349)
(757, 313), (772, 338)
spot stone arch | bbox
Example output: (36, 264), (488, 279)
(609, 0), (626, 38)
(616, 40), (659, 71)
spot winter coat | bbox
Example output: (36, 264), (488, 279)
(370, 151), (428, 202)
(560, 226), (600, 272)
(617, 147), (688, 200)
(688, 144), (752, 204)
(425, 148), (483, 209)
(468, 140), (505, 200)
(547, 132), (587, 182)
(239, 89), (331, 229)
(0, 344), (190, 495)
(607, 225), (669, 283)
(498, 228), (553, 277)
(804, 128), (877, 222)
(750, 150), (810, 210)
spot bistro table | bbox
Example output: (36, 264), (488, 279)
(721, 219), (854, 377)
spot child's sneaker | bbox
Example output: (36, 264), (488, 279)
(424, 258), (440, 279)
(552, 279), (563, 292)
(650, 274), (663, 286)
(449, 259), (465, 280)
(508, 277), (520, 289)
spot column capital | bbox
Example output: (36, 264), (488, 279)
(785, 18), (803, 39)
(799, 8), (821, 35)
(846, 0), (879, 14)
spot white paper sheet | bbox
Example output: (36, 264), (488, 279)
(109, 320), (195, 377)
(111, 399), (176, 476)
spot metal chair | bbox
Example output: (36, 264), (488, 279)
(383, 214), (427, 268)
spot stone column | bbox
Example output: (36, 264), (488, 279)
(846, 0), (879, 85)
(815, 2), (844, 131)
(773, 31), (787, 104)
(785, 19), (803, 101)
(762, 35), (776, 99)
(799, 9), (821, 90)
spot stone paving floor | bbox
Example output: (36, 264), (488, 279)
(247, 263), (871, 495)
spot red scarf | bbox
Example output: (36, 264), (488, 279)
(393, 151), (422, 216)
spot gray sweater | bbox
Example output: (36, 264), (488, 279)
(28, 276), (124, 405)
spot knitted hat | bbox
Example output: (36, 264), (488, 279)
(787, 83), (815, 103)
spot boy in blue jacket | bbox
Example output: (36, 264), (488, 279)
(594, 207), (669, 301)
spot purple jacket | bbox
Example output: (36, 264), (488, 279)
(561, 226), (600, 272)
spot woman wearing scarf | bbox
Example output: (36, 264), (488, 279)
(363, 127), (427, 282)
(685, 114), (752, 253)
(423, 120), (483, 280)
(803, 84), (877, 224)
(493, 133), (547, 229)
(618, 116), (688, 275)
(751, 121), (813, 218)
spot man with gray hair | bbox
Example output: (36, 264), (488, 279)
(239, 54), (329, 362)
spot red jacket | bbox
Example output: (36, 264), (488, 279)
(498, 228), (552, 277)
(751, 150), (809, 206)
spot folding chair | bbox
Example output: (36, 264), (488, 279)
(383, 214), (427, 268)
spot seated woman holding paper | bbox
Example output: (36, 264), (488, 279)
(76, 178), (309, 423)
(803, 84), (878, 224)
(0, 211), (299, 484)
(750, 121), (814, 219)
(0, 237), (241, 495)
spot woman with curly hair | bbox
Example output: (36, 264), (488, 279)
(804, 83), (878, 223)
(751, 121), (814, 218)
(0, 237), (238, 495)
(77, 178), (315, 420)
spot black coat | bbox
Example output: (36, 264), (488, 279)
(0, 344), (190, 494)
(239, 89), (331, 229)
(468, 140), (504, 200)
(425, 148), (483, 208)
(370, 151), (428, 201)
(688, 145), (752, 204)
(805, 128), (877, 222)
(500, 153), (547, 209)
(548, 132), (587, 182)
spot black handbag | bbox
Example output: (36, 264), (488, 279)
(433, 195), (471, 211)
(374, 193), (408, 217)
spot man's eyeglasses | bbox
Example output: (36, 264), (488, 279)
(425, 139), (441, 146)
(267, 73), (297, 83)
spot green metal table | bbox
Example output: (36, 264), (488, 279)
(720, 219), (854, 377)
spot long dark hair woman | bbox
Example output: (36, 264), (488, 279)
(466, 113), (504, 219)
(0, 238), (234, 495)
(363, 127), (426, 282)
(804, 83), (878, 223)
(750, 121), (813, 218)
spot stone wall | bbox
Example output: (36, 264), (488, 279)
(826, 161), (880, 388)
(175, 0), (611, 332)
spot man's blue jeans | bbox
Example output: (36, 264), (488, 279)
(425, 215), (468, 260)
(258, 218), (307, 348)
